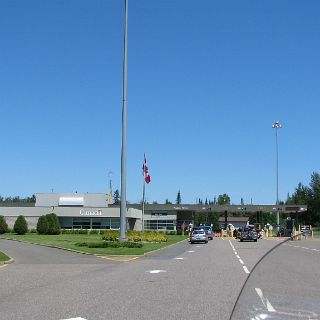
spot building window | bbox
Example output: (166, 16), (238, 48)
(144, 220), (175, 231)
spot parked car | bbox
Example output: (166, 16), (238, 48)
(240, 230), (258, 242)
(190, 229), (208, 244)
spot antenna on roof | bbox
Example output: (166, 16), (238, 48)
(107, 171), (113, 205)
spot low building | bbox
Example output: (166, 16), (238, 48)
(0, 193), (308, 232)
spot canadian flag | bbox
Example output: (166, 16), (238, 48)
(142, 154), (151, 184)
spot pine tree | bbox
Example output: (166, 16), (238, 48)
(0, 215), (8, 234)
(37, 215), (49, 235)
(113, 190), (120, 205)
(46, 213), (61, 235)
(176, 190), (182, 204)
(13, 215), (28, 235)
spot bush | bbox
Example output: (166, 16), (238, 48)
(0, 215), (8, 234)
(13, 215), (28, 235)
(101, 230), (120, 241)
(46, 213), (61, 235)
(37, 215), (49, 234)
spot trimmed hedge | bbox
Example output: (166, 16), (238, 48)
(75, 241), (143, 248)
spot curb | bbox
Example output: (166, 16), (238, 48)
(0, 258), (14, 265)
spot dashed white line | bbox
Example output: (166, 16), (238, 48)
(243, 266), (250, 274)
(187, 250), (195, 253)
(255, 288), (276, 312)
(147, 270), (166, 274)
(229, 240), (250, 274)
(175, 257), (184, 260)
(61, 318), (87, 320)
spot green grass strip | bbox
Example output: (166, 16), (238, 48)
(0, 233), (188, 256)
(0, 251), (10, 262)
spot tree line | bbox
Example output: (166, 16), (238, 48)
(286, 172), (320, 226)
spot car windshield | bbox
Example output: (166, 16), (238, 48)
(192, 231), (205, 235)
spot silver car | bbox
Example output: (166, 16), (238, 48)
(190, 229), (208, 244)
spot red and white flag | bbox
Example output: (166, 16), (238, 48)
(142, 154), (151, 184)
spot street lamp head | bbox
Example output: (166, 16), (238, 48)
(272, 121), (282, 129)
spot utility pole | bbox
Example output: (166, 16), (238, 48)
(272, 121), (282, 235)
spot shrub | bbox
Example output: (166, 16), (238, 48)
(0, 215), (8, 234)
(46, 213), (61, 235)
(37, 215), (49, 234)
(13, 215), (28, 235)
(101, 230), (120, 241)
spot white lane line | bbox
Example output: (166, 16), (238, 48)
(234, 251), (238, 255)
(175, 257), (184, 260)
(239, 259), (244, 265)
(255, 288), (276, 312)
(243, 266), (250, 274)
(147, 270), (166, 274)
(187, 250), (195, 253)
(61, 318), (87, 320)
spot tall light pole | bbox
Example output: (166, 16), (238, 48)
(272, 121), (282, 234)
(119, 0), (128, 241)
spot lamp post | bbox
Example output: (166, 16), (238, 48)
(272, 121), (282, 234)
(119, 0), (128, 241)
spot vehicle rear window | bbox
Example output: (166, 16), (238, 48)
(192, 231), (205, 235)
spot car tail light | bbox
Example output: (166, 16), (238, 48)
(202, 234), (206, 238)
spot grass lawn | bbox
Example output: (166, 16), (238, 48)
(0, 233), (188, 256)
(0, 251), (10, 262)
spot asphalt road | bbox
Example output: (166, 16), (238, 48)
(0, 237), (291, 320)
(231, 238), (320, 320)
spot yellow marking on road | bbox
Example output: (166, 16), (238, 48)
(98, 255), (140, 262)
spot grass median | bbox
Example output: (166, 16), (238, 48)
(0, 251), (10, 262)
(0, 233), (188, 255)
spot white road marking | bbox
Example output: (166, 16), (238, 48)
(175, 257), (184, 260)
(229, 240), (250, 274)
(147, 270), (166, 274)
(187, 250), (194, 253)
(255, 288), (276, 312)
(243, 266), (250, 274)
(60, 318), (87, 320)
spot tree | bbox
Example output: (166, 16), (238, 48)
(37, 215), (49, 235)
(176, 190), (181, 204)
(217, 193), (231, 205)
(46, 213), (61, 235)
(165, 199), (172, 204)
(241, 197), (244, 205)
(13, 215), (28, 235)
(205, 198), (208, 205)
(113, 189), (120, 205)
(0, 215), (8, 234)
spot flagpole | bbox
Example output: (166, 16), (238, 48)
(119, 0), (128, 241)
(142, 180), (145, 232)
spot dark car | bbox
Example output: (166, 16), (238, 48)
(240, 230), (258, 242)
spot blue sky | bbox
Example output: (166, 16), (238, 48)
(1, 0), (319, 205)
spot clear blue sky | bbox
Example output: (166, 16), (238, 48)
(1, 0), (319, 205)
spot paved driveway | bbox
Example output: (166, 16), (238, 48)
(0, 237), (280, 320)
